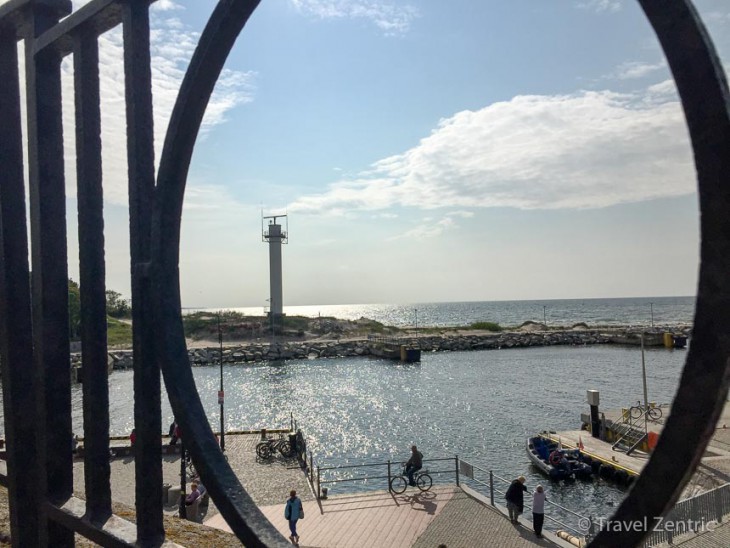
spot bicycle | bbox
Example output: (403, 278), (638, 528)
(629, 403), (663, 422)
(256, 433), (292, 459)
(183, 453), (196, 478)
(389, 463), (432, 494)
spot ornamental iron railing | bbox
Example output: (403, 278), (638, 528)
(0, 1), (728, 547)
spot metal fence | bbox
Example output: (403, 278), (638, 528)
(641, 483), (730, 546)
(315, 457), (459, 499)
(459, 458), (592, 540)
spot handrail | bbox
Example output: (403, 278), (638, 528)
(305, 449), (590, 538)
(461, 458), (590, 539)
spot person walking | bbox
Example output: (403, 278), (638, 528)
(505, 475), (527, 523)
(284, 489), (304, 546)
(532, 484), (546, 538)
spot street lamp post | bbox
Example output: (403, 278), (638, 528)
(218, 314), (225, 452)
(415, 308), (418, 330)
(543, 305), (547, 327)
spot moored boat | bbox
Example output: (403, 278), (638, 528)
(527, 436), (593, 481)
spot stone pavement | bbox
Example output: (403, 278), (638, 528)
(413, 489), (567, 548)
(72, 433), (312, 521)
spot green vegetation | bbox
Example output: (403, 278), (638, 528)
(182, 310), (254, 339)
(107, 316), (133, 346)
(468, 321), (502, 332)
(282, 315), (312, 331)
(355, 318), (387, 333)
(106, 290), (131, 318)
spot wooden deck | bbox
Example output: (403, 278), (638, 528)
(543, 430), (647, 476)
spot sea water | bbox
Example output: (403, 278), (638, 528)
(193, 295), (695, 328)
(95, 343), (685, 529)
(0, 297), (694, 531)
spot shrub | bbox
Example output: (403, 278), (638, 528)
(469, 321), (502, 332)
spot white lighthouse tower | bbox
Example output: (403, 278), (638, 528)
(262, 214), (288, 330)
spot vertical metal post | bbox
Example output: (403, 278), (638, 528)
(25, 4), (73, 544)
(179, 442), (186, 519)
(0, 20), (44, 547)
(290, 412), (293, 431)
(317, 466), (321, 500)
(73, 29), (112, 523)
(310, 453), (314, 483)
(455, 455), (460, 486)
(388, 460), (392, 491)
(218, 314), (225, 452)
(543, 305), (547, 326)
(650, 302), (654, 327)
(414, 309), (418, 330)
(489, 471), (494, 505)
(641, 334), (649, 434)
(715, 488), (723, 523)
(122, 1), (163, 543)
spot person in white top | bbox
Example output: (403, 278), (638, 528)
(532, 485), (547, 538)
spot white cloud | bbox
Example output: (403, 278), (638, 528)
(53, 2), (256, 206)
(388, 211), (473, 240)
(575, 0), (622, 13)
(290, 86), (693, 214)
(290, 0), (419, 35)
(152, 0), (183, 11)
(612, 60), (667, 80)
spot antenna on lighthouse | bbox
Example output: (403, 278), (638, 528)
(262, 212), (288, 335)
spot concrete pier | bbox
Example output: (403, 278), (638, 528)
(550, 400), (730, 498)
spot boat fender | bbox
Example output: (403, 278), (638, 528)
(549, 451), (562, 466)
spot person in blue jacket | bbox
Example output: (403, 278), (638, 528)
(284, 489), (304, 545)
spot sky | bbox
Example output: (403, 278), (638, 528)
(8, 0), (730, 307)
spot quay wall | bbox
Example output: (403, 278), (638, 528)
(70, 329), (669, 371)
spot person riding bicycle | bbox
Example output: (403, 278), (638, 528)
(405, 445), (423, 487)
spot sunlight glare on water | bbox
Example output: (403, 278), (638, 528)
(45, 343), (689, 525)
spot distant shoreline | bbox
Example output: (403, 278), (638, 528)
(85, 324), (692, 374)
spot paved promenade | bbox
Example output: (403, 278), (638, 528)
(73, 433), (573, 546)
(72, 433), (312, 521)
(206, 485), (569, 547)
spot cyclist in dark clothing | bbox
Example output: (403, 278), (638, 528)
(405, 445), (423, 486)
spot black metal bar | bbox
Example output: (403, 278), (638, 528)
(0, 0), (71, 38)
(489, 471), (494, 506)
(73, 28), (112, 523)
(34, 0), (122, 58)
(152, 0), (288, 545)
(590, 2), (730, 546)
(24, 2), (74, 545)
(46, 498), (136, 548)
(121, 1), (162, 544)
(0, 21), (45, 548)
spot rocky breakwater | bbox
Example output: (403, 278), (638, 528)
(95, 330), (612, 371)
